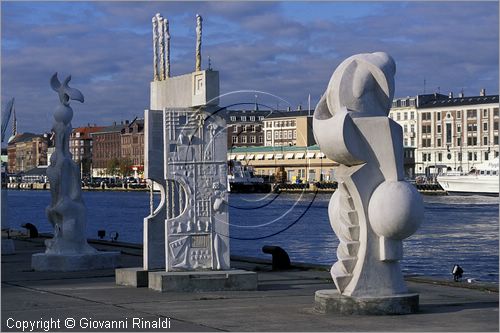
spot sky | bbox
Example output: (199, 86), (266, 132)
(1, 1), (498, 135)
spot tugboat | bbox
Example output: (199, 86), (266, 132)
(227, 160), (271, 193)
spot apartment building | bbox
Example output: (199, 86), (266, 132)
(226, 110), (268, 148)
(262, 110), (316, 147)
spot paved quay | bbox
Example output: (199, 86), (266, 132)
(2, 237), (498, 332)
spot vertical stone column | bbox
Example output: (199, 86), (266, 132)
(152, 15), (159, 81)
(195, 14), (202, 72)
(164, 18), (170, 78)
(157, 13), (166, 81)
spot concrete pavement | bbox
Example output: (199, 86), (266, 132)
(2, 237), (498, 332)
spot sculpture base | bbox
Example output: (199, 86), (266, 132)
(148, 269), (258, 292)
(31, 251), (120, 272)
(115, 267), (149, 288)
(315, 289), (419, 315)
(2, 239), (15, 254)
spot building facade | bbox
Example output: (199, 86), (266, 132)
(121, 118), (145, 171)
(226, 110), (267, 148)
(263, 110), (316, 147)
(91, 122), (126, 176)
(70, 125), (104, 178)
(7, 133), (49, 174)
(389, 91), (499, 178)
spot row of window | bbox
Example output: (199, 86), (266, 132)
(392, 99), (416, 108)
(422, 135), (499, 148)
(421, 121), (498, 134)
(229, 115), (265, 122)
(265, 130), (297, 140)
(232, 125), (261, 133)
(422, 151), (499, 163)
(264, 120), (297, 128)
(231, 136), (263, 144)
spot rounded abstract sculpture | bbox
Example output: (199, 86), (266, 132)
(313, 52), (423, 314)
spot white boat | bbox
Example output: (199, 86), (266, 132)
(437, 157), (499, 196)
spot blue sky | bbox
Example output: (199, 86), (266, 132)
(1, 1), (498, 135)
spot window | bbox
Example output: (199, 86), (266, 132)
(467, 123), (478, 132)
(438, 153), (442, 162)
(250, 116), (255, 121)
(437, 113), (441, 121)
(457, 137), (462, 146)
(404, 112), (408, 120)
(241, 136), (247, 143)
(467, 109), (477, 118)
(411, 138), (415, 146)
(421, 112), (431, 121)
(457, 111), (461, 119)
(230, 116), (236, 122)
(457, 124), (461, 132)
(485, 152), (489, 161)
(494, 108), (499, 117)
(403, 125), (408, 133)
(483, 123), (488, 131)
(467, 137), (477, 146)
(250, 136), (256, 143)
(494, 122), (499, 130)
(404, 139), (408, 146)
(259, 136), (263, 143)
(396, 113), (401, 121)
(288, 130), (292, 139)
(233, 125), (238, 133)
(249, 125), (255, 132)
(283, 131), (288, 139)
(232, 136), (238, 143)
(274, 132), (279, 139)
(293, 130), (297, 139)
(483, 109), (488, 118)
(437, 125), (441, 133)
(241, 116), (247, 122)
(437, 138), (441, 147)
(410, 112), (415, 120)
(495, 135), (499, 145)
(410, 124), (415, 133)
(421, 139), (431, 147)
(421, 125), (431, 134)
(266, 131), (271, 140)
(446, 123), (452, 143)
(468, 152), (473, 161)
(259, 116), (264, 121)
(484, 137), (488, 145)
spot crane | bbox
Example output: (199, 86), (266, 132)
(1, 98), (15, 143)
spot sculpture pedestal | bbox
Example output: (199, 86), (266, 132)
(315, 289), (419, 315)
(32, 251), (120, 272)
(148, 270), (257, 292)
(115, 267), (149, 288)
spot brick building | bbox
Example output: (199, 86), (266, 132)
(225, 110), (267, 148)
(70, 125), (104, 178)
(90, 122), (127, 176)
(121, 118), (144, 172)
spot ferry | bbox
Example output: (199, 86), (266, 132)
(437, 157), (499, 196)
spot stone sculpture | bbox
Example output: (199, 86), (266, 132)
(152, 15), (159, 81)
(195, 14), (202, 72)
(313, 52), (423, 314)
(32, 73), (118, 271)
(164, 17), (170, 78)
(153, 13), (170, 81)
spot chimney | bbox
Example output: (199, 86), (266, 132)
(448, 92), (453, 98)
(297, 104), (302, 111)
(480, 88), (486, 96)
(287, 106), (291, 112)
(458, 92), (464, 98)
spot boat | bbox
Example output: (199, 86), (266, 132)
(437, 157), (499, 196)
(227, 160), (271, 193)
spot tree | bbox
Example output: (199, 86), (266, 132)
(119, 158), (133, 178)
(106, 157), (120, 177)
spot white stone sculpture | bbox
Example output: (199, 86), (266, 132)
(157, 13), (166, 80)
(164, 18), (170, 78)
(152, 15), (159, 81)
(313, 52), (423, 314)
(32, 73), (118, 271)
(195, 14), (202, 72)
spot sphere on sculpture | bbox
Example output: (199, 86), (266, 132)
(368, 181), (423, 240)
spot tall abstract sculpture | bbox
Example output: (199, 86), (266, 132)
(195, 14), (202, 72)
(313, 52), (423, 314)
(31, 73), (118, 271)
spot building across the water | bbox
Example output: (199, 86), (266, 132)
(389, 90), (499, 178)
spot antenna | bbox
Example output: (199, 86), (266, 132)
(423, 78), (426, 94)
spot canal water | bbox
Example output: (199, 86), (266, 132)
(4, 190), (499, 282)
